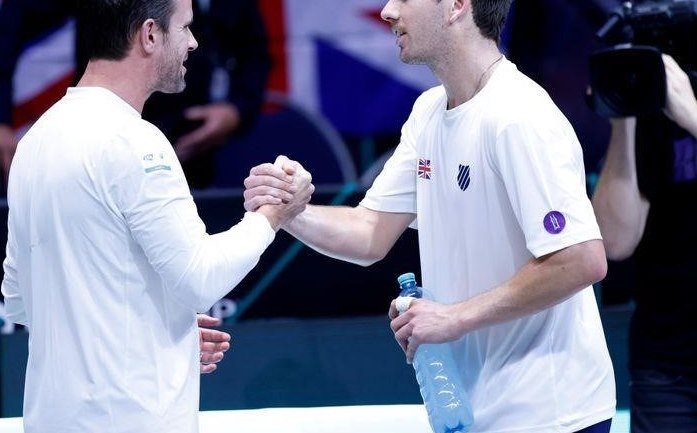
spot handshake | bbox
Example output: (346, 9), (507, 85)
(245, 155), (315, 231)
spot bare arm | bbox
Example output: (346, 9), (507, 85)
(593, 54), (697, 260)
(390, 239), (607, 361)
(243, 157), (415, 266)
(663, 54), (697, 138)
(284, 204), (414, 267)
(591, 118), (649, 260)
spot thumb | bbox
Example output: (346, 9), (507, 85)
(196, 313), (221, 327)
(274, 155), (296, 175)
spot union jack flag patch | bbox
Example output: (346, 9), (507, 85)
(418, 159), (432, 179)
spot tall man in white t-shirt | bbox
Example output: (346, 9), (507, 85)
(243, 0), (615, 432)
(0, 0), (313, 432)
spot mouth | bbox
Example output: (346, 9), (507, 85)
(392, 27), (406, 46)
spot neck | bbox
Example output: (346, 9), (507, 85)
(77, 58), (153, 114)
(432, 38), (502, 109)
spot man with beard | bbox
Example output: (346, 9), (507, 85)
(0, 0), (271, 189)
(0, 1), (312, 432)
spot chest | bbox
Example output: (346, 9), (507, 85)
(414, 114), (496, 203)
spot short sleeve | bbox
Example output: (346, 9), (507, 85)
(360, 97), (423, 216)
(491, 120), (601, 257)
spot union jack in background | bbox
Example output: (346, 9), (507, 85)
(417, 158), (431, 180)
(10, 0), (438, 137)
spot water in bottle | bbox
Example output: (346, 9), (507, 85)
(396, 272), (473, 433)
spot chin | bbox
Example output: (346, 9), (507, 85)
(400, 53), (426, 66)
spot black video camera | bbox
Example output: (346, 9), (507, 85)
(588, 0), (697, 118)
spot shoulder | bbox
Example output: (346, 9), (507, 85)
(485, 61), (572, 137)
(112, 118), (172, 152)
(413, 86), (446, 113)
(404, 86), (446, 130)
(106, 118), (178, 175)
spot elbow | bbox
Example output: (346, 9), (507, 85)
(350, 252), (384, 267)
(357, 245), (389, 267)
(169, 260), (248, 313)
(588, 254), (608, 286)
(603, 237), (637, 262)
(582, 240), (608, 286)
(173, 280), (221, 313)
(356, 257), (382, 267)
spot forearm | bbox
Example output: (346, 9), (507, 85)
(592, 119), (649, 259)
(166, 212), (275, 312)
(284, 205), (413, 267)
(452, 240), (607, 334)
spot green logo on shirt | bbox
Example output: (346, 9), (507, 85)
(144, 165), (171, 174)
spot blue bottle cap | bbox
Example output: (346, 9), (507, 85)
(397, 272), (416, 286)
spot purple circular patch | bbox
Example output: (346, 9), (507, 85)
(543, 211), (566, 234)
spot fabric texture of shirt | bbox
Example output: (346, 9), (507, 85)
(361, 59), (615, 433)
(1, 87), (275, 433)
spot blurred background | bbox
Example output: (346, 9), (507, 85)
(0, 0), (637, 423)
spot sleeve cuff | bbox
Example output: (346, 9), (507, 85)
(241, 211), (276, 247)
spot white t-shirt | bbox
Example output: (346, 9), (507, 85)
(361, 59), (615, 432)
(1, 87), (275, 433)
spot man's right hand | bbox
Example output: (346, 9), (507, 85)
(248, 155), (314, 230)
(0, 124), (17, 189)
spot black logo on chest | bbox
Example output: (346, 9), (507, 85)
(457, 164), (471, 191)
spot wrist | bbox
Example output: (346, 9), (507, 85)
(451, 300), (475, 337)
(256, 206), (281, 232)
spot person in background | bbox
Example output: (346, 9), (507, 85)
(243, 0), (615, 432)
(592, 54), (697, 433)
(0, 0), (271, 189)
(1, 0), (312, 432)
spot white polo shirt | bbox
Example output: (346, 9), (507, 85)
(361, 59), (615, 432)
(1, 87), (275, 433)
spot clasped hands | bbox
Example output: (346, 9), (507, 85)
(243, 155), (314, 229)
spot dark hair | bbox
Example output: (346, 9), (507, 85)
(471, 0), (514, 44)
(77, 0), (175, 61)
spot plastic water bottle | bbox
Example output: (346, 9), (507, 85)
(396, 272), (473, 433)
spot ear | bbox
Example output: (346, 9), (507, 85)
(448, 0), (470, 25)
(138, 18), (160, 55)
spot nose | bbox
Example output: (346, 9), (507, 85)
(189, 32), (199, 52)
(380, 0), (397, 23)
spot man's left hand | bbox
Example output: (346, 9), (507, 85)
(175, 103), (241, 162)
(197, 313), (231, 374)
